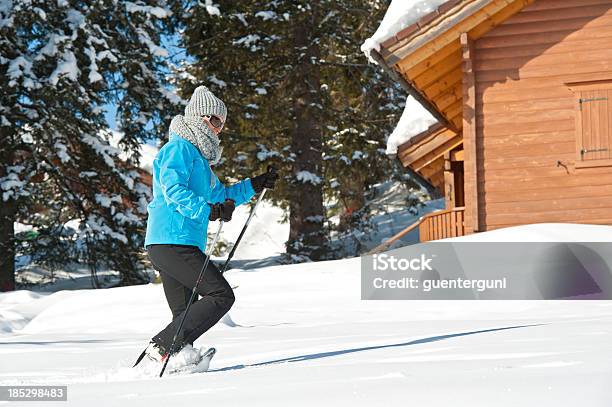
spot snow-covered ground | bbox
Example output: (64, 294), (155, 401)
(2, 224), (612, 406)
(213, 200), (288, 261)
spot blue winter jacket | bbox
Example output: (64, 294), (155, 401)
(144, 132), (256, 253)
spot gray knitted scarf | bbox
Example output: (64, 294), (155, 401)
(169, 115), (223, 165)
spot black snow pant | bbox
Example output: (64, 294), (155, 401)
(146, 244), (235, 353)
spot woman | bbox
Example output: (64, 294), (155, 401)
(140, 85), (278, 364)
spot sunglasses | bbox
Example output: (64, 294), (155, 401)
(203, 115), (224, 129)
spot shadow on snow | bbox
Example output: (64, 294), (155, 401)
(209, 324), (544, 373)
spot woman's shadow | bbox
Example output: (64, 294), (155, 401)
(209, 323), (542, 373)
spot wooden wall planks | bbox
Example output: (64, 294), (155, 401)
(474, 0), (612, 228)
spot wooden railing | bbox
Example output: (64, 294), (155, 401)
(368, 207), (465, 254)
(419, 207), (465, 242)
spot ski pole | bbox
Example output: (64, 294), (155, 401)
(220, 165), (277, 274)
(220, 189), (265, 274)
(159, 220), (224, 378)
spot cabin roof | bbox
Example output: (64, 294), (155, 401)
(378, 0), (469, 52)
(374, 0), (534, 134)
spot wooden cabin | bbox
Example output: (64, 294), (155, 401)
(372, 0), (612, 247)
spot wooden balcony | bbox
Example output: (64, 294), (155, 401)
(368, 207), (465, 254)
(419, 206), (465, 242)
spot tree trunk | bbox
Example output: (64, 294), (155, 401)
(0, 192), (16, 292)
(287, 7), (325, 260)
(0, 132), (17, 291)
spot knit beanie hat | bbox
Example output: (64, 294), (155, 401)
(184, 85), (227, 121)
(168, 85), (226, 165)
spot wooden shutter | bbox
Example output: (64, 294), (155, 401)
(578, 89), (611, 161)
(568, 80), (612, 168)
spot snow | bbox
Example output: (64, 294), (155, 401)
(54, 140), (71, 163)
(255, 11), (277, 20)
(2, 223), (612, 405)
(234, 34), (261, 48)
(255, 144), (281, 161)
(138, 29), (169, 58)
(233, 12), (248, 26)
(49, 50), (80, 86)
(204, 0), (220, 16)
(125, 2), (171, 18)
(0, 165), (28, 201)
(32, 7), (46, 20)
(107, 130), (158, 173)
(97, 50), (118, 63)
(85, 214), (128, 244)
(295, 170), (323, 185)
(333, 180), (443, 252)
(65, 9), (85, 30)
(361, 0), (448, 62)
(386, 95), (438, 154)
(81, 132), (119, 168)
(138, 142), (159, 174)
(84, 47), (103, 83)
(444, 222), (612, 242)
(95, 193), (121, 208)
(208, 75), (227, 88)
(211, 200), (288, 261)
(0, 0), (14, 29)
(352, 150), (365, 160)
(7, 55), (35, 88)
(158, 84), (185, 106)
(14, 222), (35, 234)
(15, 263), (122, 292)
(360, 2), (452, 154)
(305, 215), (324, 223)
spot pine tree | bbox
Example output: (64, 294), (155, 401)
(174, 0), (403, 261)
(0, 0), (181, 290)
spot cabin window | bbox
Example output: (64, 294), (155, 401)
(568, 81), (612, 169)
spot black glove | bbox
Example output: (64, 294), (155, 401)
(209, 199), (235, 222)
(250, 165), (279, 193)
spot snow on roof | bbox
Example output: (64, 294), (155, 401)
(386, 95), (437, 155)
(361, 0), (449, 63)
(361, 1), (448, 155)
